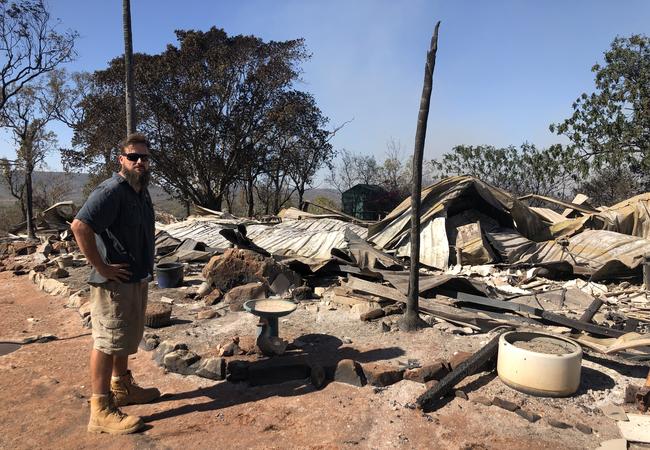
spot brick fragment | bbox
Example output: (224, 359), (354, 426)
(515, 408), (541, 423)
(492, 396), (519, 412)
(448, 351), (473, 371)
(403, 362), (448, 383)
(361, 363), (404, 387)
(547, 419), (572, 429)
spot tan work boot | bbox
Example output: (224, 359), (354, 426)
(111, 370), (161, 406)
(87, 394), (143, 435)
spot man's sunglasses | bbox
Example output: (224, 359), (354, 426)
(121, 153), (150, 162)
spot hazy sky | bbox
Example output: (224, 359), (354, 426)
(1, 0), (649, 176)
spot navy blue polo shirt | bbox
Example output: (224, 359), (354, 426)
(75, 173), (155, 284)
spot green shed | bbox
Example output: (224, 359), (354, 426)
(341, 184), (393, 221)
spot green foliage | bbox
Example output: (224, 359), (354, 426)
(550, 34), (650, 174)
(576, 165), (642, 206)
(430, 143), (579, 198)
(64, 27), (332, 214)
(307, 196), (338, 214)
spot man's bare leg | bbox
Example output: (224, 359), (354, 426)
(88, 348), (143, 434)
(90, 348), (113, 394)
(112, 355), (129, 377)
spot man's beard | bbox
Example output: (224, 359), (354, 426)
(121, 166), (151, 190)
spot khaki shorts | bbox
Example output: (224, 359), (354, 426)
(90, 281), (148, 356)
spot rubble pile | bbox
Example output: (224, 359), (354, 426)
(2, 176), (650, 446)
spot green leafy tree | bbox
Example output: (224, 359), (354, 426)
(550, 35), (650, 181)
(430, 143), (578, 199)
(64, 28), (314, 211)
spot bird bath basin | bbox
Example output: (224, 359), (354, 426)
(244, 299), (297, 338)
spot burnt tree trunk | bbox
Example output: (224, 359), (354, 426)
(24, 164), (35, 239)
(400, 21), (441, 332)
(123, 0), (136, 134)
(246, 177), (255, 217)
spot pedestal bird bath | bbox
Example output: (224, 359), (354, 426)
(244, 299), (297, 338)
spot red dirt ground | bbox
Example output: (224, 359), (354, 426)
(0, 272), (618, 449)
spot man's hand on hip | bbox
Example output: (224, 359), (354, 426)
(97, 263), (132, 282)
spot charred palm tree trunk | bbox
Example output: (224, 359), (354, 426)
(123, 0), (136, 134)
(399, 22), (441, 332)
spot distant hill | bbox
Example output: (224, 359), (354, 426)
(0, 171), (341, 215)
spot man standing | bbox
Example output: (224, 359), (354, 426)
(71, 133), (160, 435)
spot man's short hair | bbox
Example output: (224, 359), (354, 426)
(120, 133), (150, 152)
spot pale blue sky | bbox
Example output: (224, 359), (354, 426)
(1, 0), (649, 177)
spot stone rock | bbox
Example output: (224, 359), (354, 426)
(153, 340), (188, 365)
(334, 359), (366, 387)
(13, 242), (37, 255)
(194, 357), (226, 380)
(310, 364), (326, 389)
(51, 267), (69, 279)
(225, 282), (268, 311)
(227, 360), (250, 382)
(292, 285), (313, 301)
(492, 396), (519, 412)
(448, 351), (473, 371)
(203, 248), (298, 292)
(67, 291), (88, 309)
(237, 335), (257, 355)
(39, 277), (70, 296)
(350, 302), (382, 319)
(32, 263), (47, 273)
(403, 362), (448, 383)
(313, 287), (326, 297)
(380, 321), (391, 332)
(203, 288), (223, 306)
(163, 349), (200, 375)
(382, 304), (404, 316)
(454, 390), (468, 400)
(515, 408), (541, 423)
(78, 302), (91, 319)
(270, 273), (292, 296)
(196, 309), (219, 320)
(8, 263), (24, 272)
(256, 335), (288, 356)
(32, 253), (48, 265)
(218, 341), (240, 357)
(547, 419), (572, 429)
(575, 423), (593, 434)
(141, 333), (160, 350)
(361, 363), (405, 387)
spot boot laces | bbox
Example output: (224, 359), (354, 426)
(108, 394), (128, 420)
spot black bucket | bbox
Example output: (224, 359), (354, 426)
(155, 263), (184, 288)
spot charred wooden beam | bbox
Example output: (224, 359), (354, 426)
(417, 330), (504, 411)
(578, 298), (604, 324)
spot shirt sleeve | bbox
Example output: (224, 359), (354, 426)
(75, 185), (121, 234)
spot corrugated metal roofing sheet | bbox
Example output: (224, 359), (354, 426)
(157, 217), (367, 260)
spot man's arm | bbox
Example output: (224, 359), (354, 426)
(70, 218), (132, 282)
